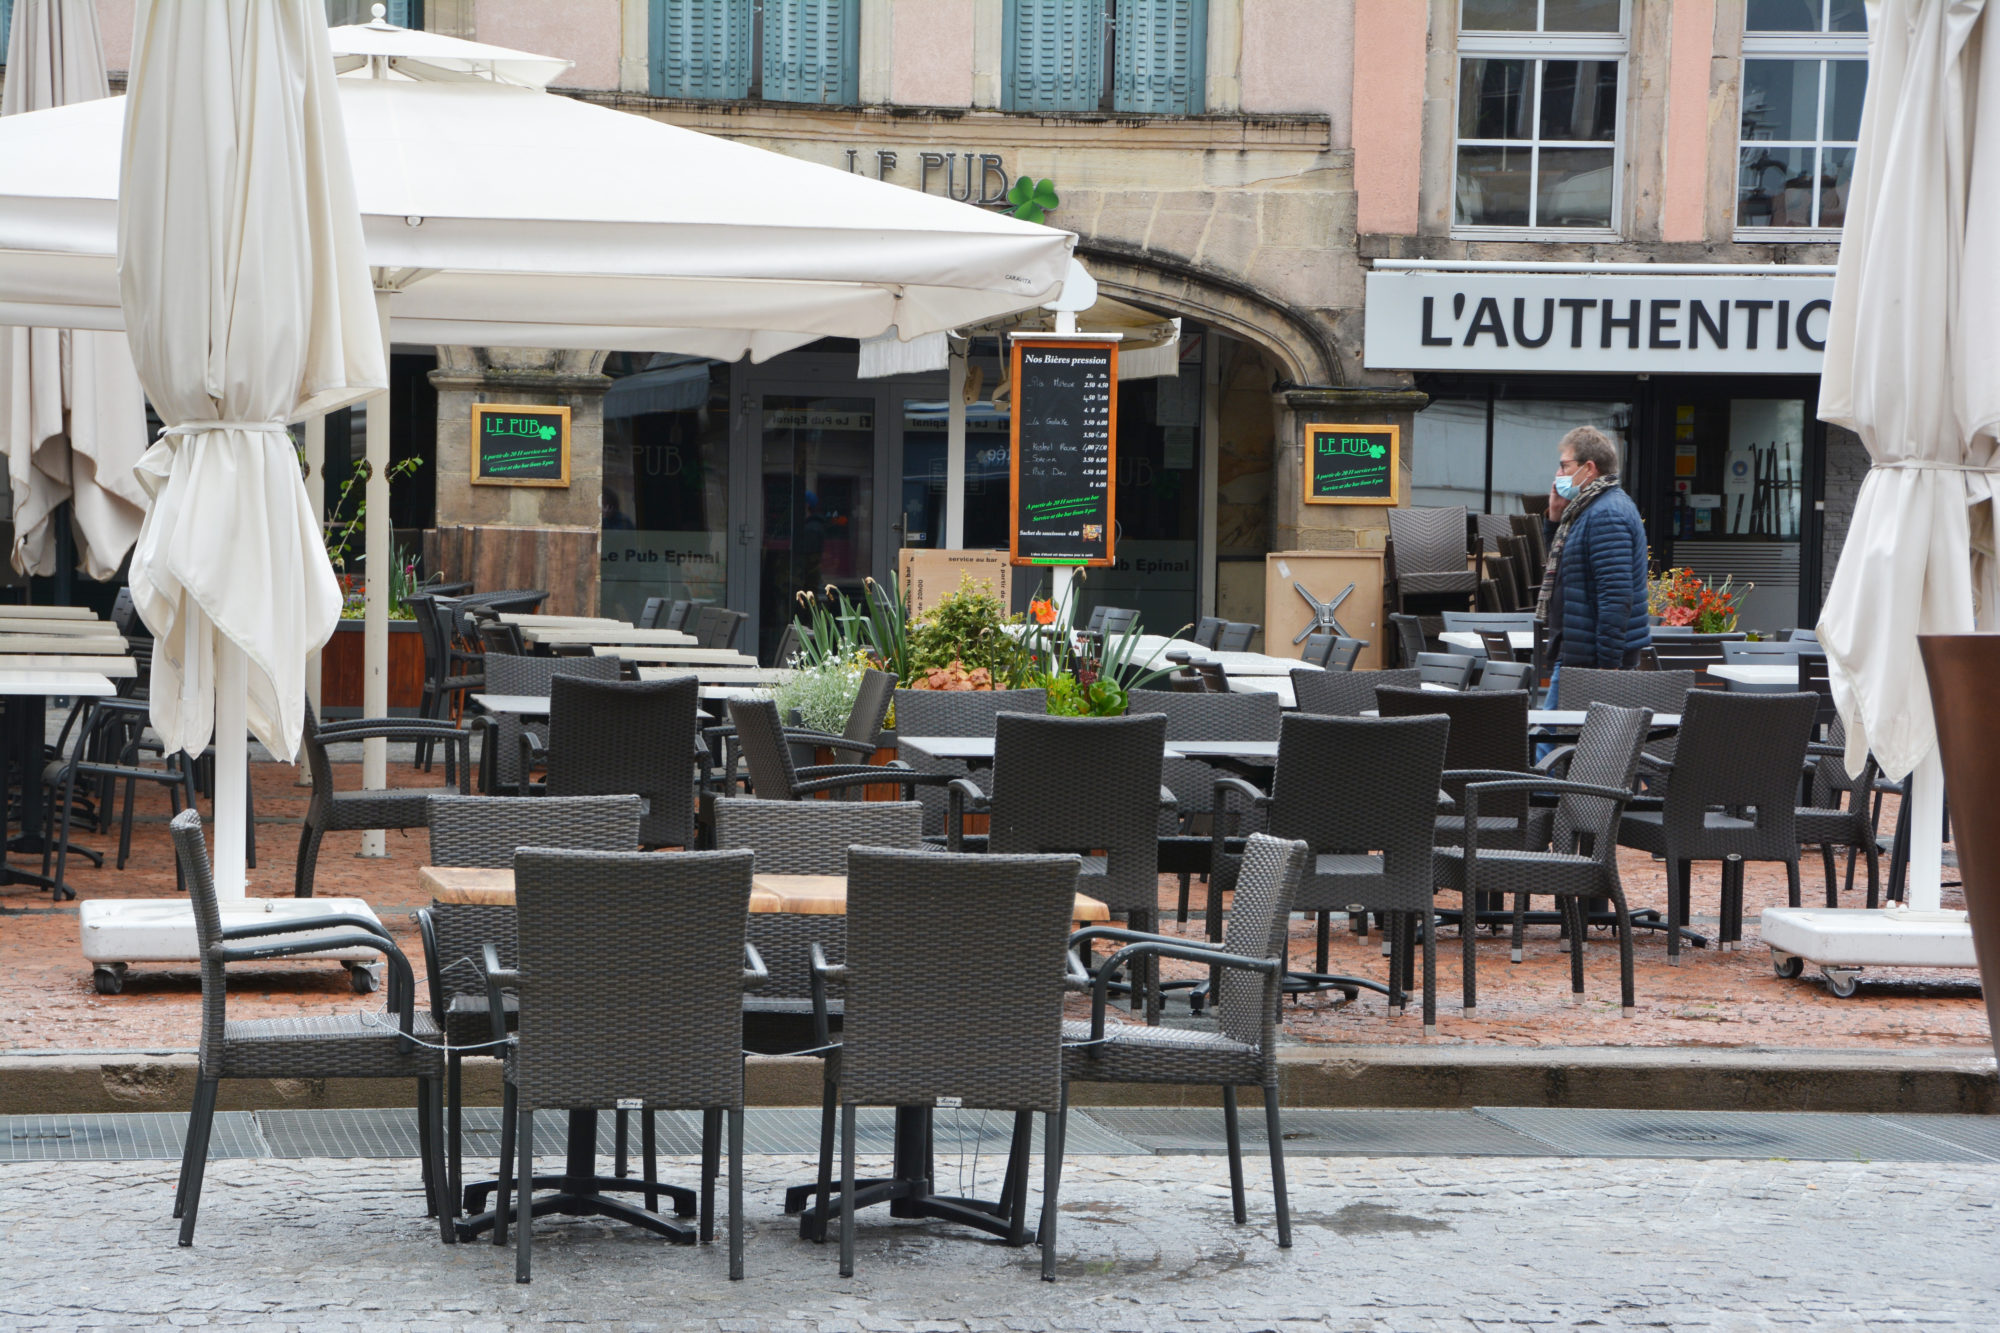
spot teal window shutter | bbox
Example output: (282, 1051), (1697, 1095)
(1004, 0), (1107, 113)
(0, 0), (13, 65)
(763, 0), (858, 105)
(1114, 0), (1206, 114)
(651, 0), (755, 99)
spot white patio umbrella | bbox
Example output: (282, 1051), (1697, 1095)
(1817, 0), (1999, 913)
(0, 0), (146, 579)
(120, 0), (384, 896)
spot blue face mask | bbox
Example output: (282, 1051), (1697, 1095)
(1553, 472), (1581, 501)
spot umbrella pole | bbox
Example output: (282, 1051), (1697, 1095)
(1908, 750), (1945, 913)
(359, 290), (391, 857)
(945, 344), (967, 548)
(301, 413), (325, 790)
(213, 636), (248, 901)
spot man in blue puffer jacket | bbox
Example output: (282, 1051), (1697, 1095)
(1537, 425), (1651, 706)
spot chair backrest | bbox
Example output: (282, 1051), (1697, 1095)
(1477, 629), (1516, 662)
(1476, 658), (1533, 691)
(1127, 689), (1281, 816)
(1661, 691), (1819, 850)
(1786, 626), (1820, 644)
(1376, 684), (1530, 819)
(1195, 661), (1229, 693)
(843, 669), (895, 748)
(1508, 511), (1547, 568)
(1326, 636), (1364, 672)
(1169, 670), (1207, 693)
(484, 651), (621, 697)
(637, 597), (667, 629)
(1415, 651), (1474, 690)
(889, 687), (1049, 835)
(838, 845), (1078, 1113)
(1289, 666), (1420, 716)
(1800, 654), (1837, 730)
(987, 712), (1165, 913)
(1266, 713), (1449, 911)
(693, 605), (740, 649)
(1480, 558), (1521, 612)
(510, 848), (752, 1113)
(1300, 632), (1337, 667)
(1386, 505), (1469, 575)
(1547, 702), (1653, 867)
(170, 811), (233, 1070)
(1722, 639), (1819, 662)
(406, 593), (444, 680)
(1472, 511), (1513, 553)
(769, 620), (804, 669)
(478, 622), (526, 656)
(1498, 534), (1537, 600)
(1192, 616), (1225, 649)
(546, 675), (701, 847)
(664, 599), (694, 631)
(1554, 665), (1692, 765)
(1216, 833), (1309, 1054)
(1082, 605), (1109, 634)
(1388, 613), (1428, 667)
(728, 696), (807, 798)
(112, 586), (144, 638)
(1215, 622), (1257, 651)
(1099, 607), (1140, 637)
(427, 794), (643, 866)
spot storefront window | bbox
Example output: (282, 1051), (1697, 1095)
(598, 355), (731, 624)
(1739, 1), (1867, 231)
(1662, 393), (1807, 632)
(1455, 1), (1625, 232)
(758, 394), (876, 660)
(1413, 395), (1629, 517)
(897, 352), (1012, 552)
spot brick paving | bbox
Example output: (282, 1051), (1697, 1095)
(2, 1151), (1995, 1329)
(0, 746), (1983, 1055)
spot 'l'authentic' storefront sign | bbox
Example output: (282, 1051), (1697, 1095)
(1364, 267), (1834, 376)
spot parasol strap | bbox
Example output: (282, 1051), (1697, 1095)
(160, 421), (290, 437)
(1875, 459), (2000, 472)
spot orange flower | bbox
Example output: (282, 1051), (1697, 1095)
(1030, 598), (1056, 625)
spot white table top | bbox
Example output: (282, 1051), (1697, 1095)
(0, 605), (98, 619)
(498, 613), (629, 628)
(0, 617), (121, 636)
(897, 735), (1279, 762)
(1707, 663), (1797, 685)
(0, 634), (126, 654)
(472, 693), (552, 716)
(1363, 708), (1681, 729)
(637, 665), (793, 684)
(0, 670), (115, 697)
(1229, 676), (1453, 709)
(596, 646), (757, 665)
(1169, 650), (1318, 678)
(523, 626), (696, 646)
(1439, 630), (1536, 653)
(0, 654), (137, 677)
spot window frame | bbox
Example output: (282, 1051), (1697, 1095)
(1735, 5), (1869, 241)
(1451, 0), (1630, 242)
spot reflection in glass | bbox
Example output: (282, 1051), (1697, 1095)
(758, 395), (875, 661)
(1541, 0), (1621, 32)
(1818, 146), (1856, 227)
(1737, 145), (1811, 226)
(1745, 0), (1819, 31)
(1460, 0), (1535, 32)
(898, 380), (1012, 553)
(1412, 398), (1631, 517)
(1538, 59), (1618, 141)
(1828, 0), (1866, 31)
(598, 356), (730, 625)
(1456, 144), (1535, 226)
(1536, 147), (1615, 228)
(1459, 58), (1534, 139)
(1827, 59), (1867, 140)
(1741, 58), (1816, 142)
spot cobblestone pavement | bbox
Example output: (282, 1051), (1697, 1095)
(4, 1152), (1996, 1330)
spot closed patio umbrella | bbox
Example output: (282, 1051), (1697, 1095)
(1817, 0), (1998, 914)
(0, 0), (146, 579)
(120, 0), (385, 895)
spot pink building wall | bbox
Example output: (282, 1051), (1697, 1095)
(95, 0), (133, 71)
(1661, 0), (1715, 243)
(1348, 0), (1425, 235)
(475, 0), (621, 90)
(890, 0), (972, 107)
(1240, 0), (1351, 143)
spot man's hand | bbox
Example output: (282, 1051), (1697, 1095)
(1546, 483), (1568, 523)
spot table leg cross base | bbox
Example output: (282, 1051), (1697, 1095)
(462, 1172), (696, 1220)
(796, 1180), (1017, 1244)
(457, 1189), (698, 1244)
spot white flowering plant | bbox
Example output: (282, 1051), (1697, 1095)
(768, 647), (872, 736)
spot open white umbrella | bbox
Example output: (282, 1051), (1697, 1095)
(0, 0), (146, 579)
(1816, 0), (1998, 917)
(120, 0), (384, 896)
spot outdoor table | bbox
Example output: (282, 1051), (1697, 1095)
(0, 670), (115, 897)
(0, 634), (127, 654)
(1176, 650), (1312, 677)
(1706, 663), (1798, 693)
(521, 626), (697, 648)
(0, 617), (123, 636)
(1438, 629), (1535, 656)
(0, 655), (137, 677)
(1229, 676), (1457, 708)
(0, 604), (98, 619)
(469, 692), (552, 717)
(496, 613), (629, 628)
(594, 646), (758, 666)
(420, 864), (1107, 1243)
(635, 664), (793, 684)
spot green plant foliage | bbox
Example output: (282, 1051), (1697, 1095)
(1007, 176), (1059, 224)
(770, 649), (871, 736)
(789, 572), (917, 682)
(907, 576), (1031, 684)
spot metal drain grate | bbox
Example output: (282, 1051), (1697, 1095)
(1876, 1115), (2000, 1163)
(1477, 1107), (1996, 1163)
(1086, 1108), (1552, 1157)
(0, 1113), (264, 1162)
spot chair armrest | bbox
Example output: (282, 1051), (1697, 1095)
(742, 940), (769, 991)
(1207, 774), (1270, 857)
(1637, 751), (1674, 777)
(315, 718), (464, 742)
(1534, 745), (1577, 775)
(221, 913), (393, 946)
(1806, 743), (1847, 759)
(1462, 776), (1632, 860)
(215, 932), (418, 1035)
(781, 728), (874, 756)
(1083, 940), (1279, 1042)
(808, 942), (848, 1048)
(481, 944), (518, 1047)
(946, 776), (985, 853)
(1064, 947), (1092, 993)
(1069, 924), (1222, 953)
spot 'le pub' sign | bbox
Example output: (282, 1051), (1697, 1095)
(473, 404), (571, 487)
(1303, 422), (1398, 506)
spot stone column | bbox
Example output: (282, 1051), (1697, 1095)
(427, 348), (611, 616)
(1271, 386), (1430, 552)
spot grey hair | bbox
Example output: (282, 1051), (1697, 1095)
(1559, 425), (1619, 477)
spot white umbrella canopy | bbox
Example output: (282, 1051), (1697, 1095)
(0, 0), (147, 579)
(120, 0), (384, 769)
(1817, 0), (1999, 790)
(328, 9), (574, 88)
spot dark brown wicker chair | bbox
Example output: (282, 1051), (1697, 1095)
(470, 652), (622, 796)
(525, 675), (708, 848)
(1386, 506), (1477, 607)
(1289, 666), (1420, 717)
(889, 686), (1048, 840)
(169, 810), (451, 1248)
(295, 707), (469, 898)
(726, 696), (941, 803)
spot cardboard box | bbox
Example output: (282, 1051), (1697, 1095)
(1264, 551), (1387, 671)
(898, 549), (1013, 620)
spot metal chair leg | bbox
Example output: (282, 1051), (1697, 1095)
(176, 1077), (220, 1247)
(1221, 1087), (1246, 1224)
(1264, 1093), (1292, 1249)
(728, 1107), (745, 1281)
(642, 1109), (659, 1214)
(838, 1103), (857, 1278)
(701, 1107), (720, 1244)
(514, 1107), (534, 1283)
(1040, 1098), (1067, 1282)
(493, 1082), (516, 1246)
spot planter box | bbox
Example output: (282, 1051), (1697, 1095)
(319, 618), (426, 716)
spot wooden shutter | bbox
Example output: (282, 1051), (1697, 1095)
(763, 0), (858, 105)
(651, 0), (755, 99)
(1004, 0), (1107, 113)
(1113, 0), (1206, 115)
(0, 0), (13, 66)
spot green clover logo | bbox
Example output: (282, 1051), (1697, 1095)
(539, 425), (557, 441)
(1007, 176), (1060, 225)
(1368, 444), (1386, 459)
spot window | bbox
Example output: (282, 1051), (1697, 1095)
(0, 0), (12, 64)
(1413, 393), (1629, 515)
(1003, 0), (1207, 116)
(325, 0), (421, 24)
(1738, 0), (1867, 234)
(1453, 0), (1626, 235)
(650, 0), (857, 104)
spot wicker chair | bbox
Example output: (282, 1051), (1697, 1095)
(1799, 740), (1882, 908)
(1415, 652), (1475, 690)
(1387, 613), (1429, 668)
(707, 669), (894, 782)
(416, 794), (643, 1223)
(1553, 667), (1697, 777)
(811, 845), (1081, 1280)
(1065, 833), (1307, 1245)
(524, 675), (706, 849)
(472, 653), (622, 795)
(726, 697), (940, 803)
(638, 597), (668, 629)
(1215, 622), (1257, 651)
(1192, 617), (1226, 649)
(1210, 714), (1448, 1020)
(1289, 666), (1420, 717)
(1617, 691), (1819, 959)
(1433, 703), (1653, 1020)
(488, 847), (759, 1282)
(890, 687), (1048, 839)
(1299, 633), (1362, 671)
(168, 810), (451, 1247)
(296, 707), (470, 898)
(1376, 685), (1531, 847)
(1386, 506), (1478, 606)
(693, 605), (746, 649)
(409, 594), (484, 781)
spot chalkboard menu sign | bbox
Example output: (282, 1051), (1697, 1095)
(1303, 422), (1398, 505)
(1009, 337), (1118, 567)
(472, 404), (571, 487)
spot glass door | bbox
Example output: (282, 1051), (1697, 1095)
(754, 393), (878, 662)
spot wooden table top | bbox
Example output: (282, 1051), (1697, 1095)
(420, 866), (1109, 921)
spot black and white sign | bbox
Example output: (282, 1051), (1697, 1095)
(1364, 270), (1834, 375)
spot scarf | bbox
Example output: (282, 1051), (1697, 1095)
(1535, 473), (1621, 623)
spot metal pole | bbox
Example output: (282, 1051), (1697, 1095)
(360, 287), (391, 857)
(1908, 749), (1945, 914)
(946, 344), (967, 548)
(302, 413), (325, 719)
(211, 636), (248, 901)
